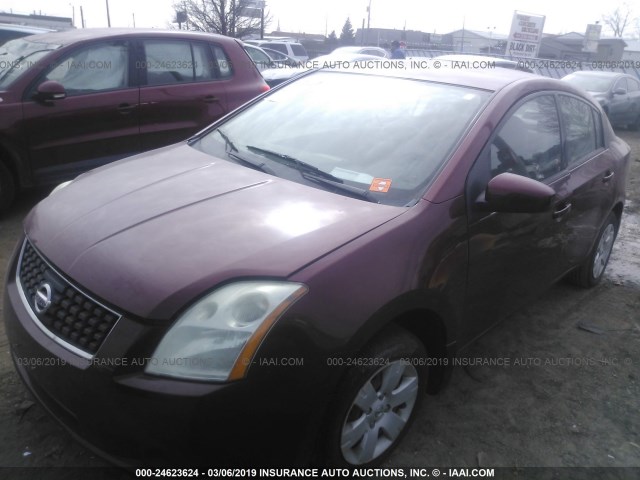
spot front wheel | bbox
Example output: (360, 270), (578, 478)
(570, 212), (619, 288)
(325, 325), (427, 466)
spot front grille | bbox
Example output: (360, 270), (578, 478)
(17, 239), (121, 357)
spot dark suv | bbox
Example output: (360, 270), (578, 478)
(0, 28), (269, 210)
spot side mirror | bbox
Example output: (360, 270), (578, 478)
(613, 87), (627, 95)
(476, 172), (555, 213)
(34, 80), (67, 103)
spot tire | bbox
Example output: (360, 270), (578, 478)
(324, 325), (427, 467)
(628, 114), (640, 131)
(570, 212), (619, 288)
(0, 161), (16, 213)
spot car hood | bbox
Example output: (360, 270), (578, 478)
(25, 143), (405, 320)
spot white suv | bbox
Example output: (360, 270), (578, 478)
(245, 40), (309, 62)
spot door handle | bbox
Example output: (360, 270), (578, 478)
(602, 170), (615, 183)
(553, 202), (572, 220)
(203, 95), (219, 103)
(117, 103), (136, 114)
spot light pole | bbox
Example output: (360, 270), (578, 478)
(366, 0), (372, 46)
(487, 26), (495, 54)
(105, 0), (111, 27)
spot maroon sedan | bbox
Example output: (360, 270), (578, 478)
(0, 28), (269, 211)
(3, 66), (629, 467)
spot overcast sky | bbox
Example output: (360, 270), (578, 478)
(1, 0), (637, 38)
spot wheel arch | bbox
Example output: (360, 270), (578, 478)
(341, 291), (457, 396)
(612, 201), (624, 224)
(0, 137), (30, 189)
(392, 309), (450, 393)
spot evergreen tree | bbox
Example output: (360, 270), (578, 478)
(339, 18), (355, 45)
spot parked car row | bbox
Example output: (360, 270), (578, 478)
(244, 38), (309, 62)
(0, 28), (270, 211)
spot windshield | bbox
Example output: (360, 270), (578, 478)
(564, 74), (614, 93)
(193, 70), (491, 206)
(0, 37), (61, 89)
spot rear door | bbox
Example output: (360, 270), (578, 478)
(608, 77), (630, 125)
(556, 94), (617, 265)
(137, 38), (230, 150)
(22, 40), (139, 184)
(624, 76), (640, 128)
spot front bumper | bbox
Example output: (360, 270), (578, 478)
(3, 239), (327, 467)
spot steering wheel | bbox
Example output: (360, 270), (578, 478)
(494, 136), (529, 177)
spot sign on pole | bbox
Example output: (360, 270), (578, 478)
(583, 24), (602, 53)
(241, 0), (265, 19)
(507, 11), (545, 58)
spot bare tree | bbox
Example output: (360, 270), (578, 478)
(173, 0), (271, 38)
(601, 4), (636, 37)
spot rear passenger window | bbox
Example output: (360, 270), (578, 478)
(143, 40), (193, 85)
(264, 43), (287, 55)
(490, 95), (562, 181)
(211, 45), (233, 78)
(142, 40), (216, 86)
(192, 43), (215, 81)
(627, 77), (640, 92)
(558, 95), (599, 166)
(291, 44), (306, 56)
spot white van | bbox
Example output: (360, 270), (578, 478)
(245, 39), (309, 62)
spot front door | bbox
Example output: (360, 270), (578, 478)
(23, 40), (140, 184)
(463, 94), (571, 345)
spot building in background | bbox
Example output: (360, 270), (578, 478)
(442, 29), (507, 54)
(622, 39), (640, 61)
(538, 32), (626, 61)
(0, 11), (73, 30)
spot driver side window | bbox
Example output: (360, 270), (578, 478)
(44, 42), (129, 95)
(490, 95), (562, 182)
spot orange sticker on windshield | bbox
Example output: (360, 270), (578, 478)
(369, 178), (392, 193)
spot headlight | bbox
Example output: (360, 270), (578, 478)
(145, 281), (307, 381)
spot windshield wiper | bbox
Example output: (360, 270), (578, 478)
(227, 152), (275, 175)
(213, 131), (274, 174)
(246, 146), (344, 183)
(300, 172), (377, 203)
(246, 145), (377, 202)
(216, 129), (238, 152)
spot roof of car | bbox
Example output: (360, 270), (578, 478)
(19, 28), (236, 46)
(322, 62), (543, 91)
(566, 71), (627, 78)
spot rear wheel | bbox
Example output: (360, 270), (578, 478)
(325, 325), (427, 466)
(570, 212), (619, 288)
(0, 161), (16, 213)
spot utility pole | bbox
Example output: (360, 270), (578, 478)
(367, 0), (372, 46)
(80, 5), (85, 28)
(132, 12), (136, 28)
(106, 0), (111, 27)
(260, 7), (264, 39)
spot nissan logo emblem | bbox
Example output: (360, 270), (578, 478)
(34, 283), (52, 314)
